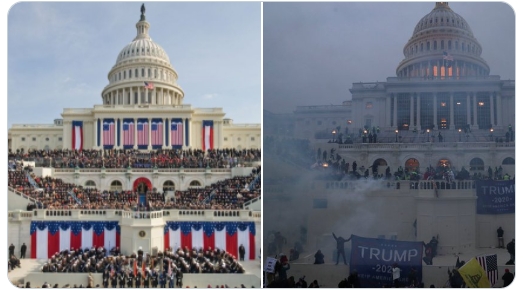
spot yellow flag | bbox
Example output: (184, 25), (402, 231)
(457, 258), (491, 288)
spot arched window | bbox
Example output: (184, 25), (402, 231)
(469, 158), (485, 171)
(142, 68), (145, 77)
(129, 69), (132, 78)
(163, 180), (175, 192)
(110, 180), (123, 191)
(189, 180), (201, 187)
(502, 157), (515, 165)
(433, 41), (437, 50)
(135, 69), (138, 78)
(85, 180), (96, 188)
(405, 158), (420, 172)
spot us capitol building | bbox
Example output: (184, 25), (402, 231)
(8, 6), (261, 287)
(8, 7), (260, 152)
(264, 3), (514, 287)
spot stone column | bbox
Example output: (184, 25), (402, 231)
(473, 92), (478, 129)
(148, 118), (152, 150)
(393, 94), (398, 129)
(120, 118), (124, 149)
(152, 89), (156, 105)
(100, 119), (104, 148)
(134, 117), (138, 149)
(168, 118), (172, 148)
(449, 93), (455, 130)
(416, 94), (421, 130)
(496, 92), (502, 127)
(114, 118), (118, 149)
(433, 93), (437, 130)
(409, 93), (414, 129)
(94, 119), (98, 149)
(466, 93), (471, 127)
(490, 92), (495, 128)
(385, 96), (391, 128)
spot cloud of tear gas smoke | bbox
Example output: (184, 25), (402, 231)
(263, 152), (395, 261)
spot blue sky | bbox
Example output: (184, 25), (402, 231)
(7, 2), (261, 127)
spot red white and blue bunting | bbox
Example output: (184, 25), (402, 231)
(30, 221), (120, 259)
(164, 221), (256, 260)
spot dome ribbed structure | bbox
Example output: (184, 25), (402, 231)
(101, 6), (184, 106)
(396, 2), (490, 78)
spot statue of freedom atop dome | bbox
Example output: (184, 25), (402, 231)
(141, 4), (146, 16)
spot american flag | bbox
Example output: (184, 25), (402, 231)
(144, 82), (154, 90)
(137, 121), (149, 147)
(443, 51), (454, 61)
(476, 254), (498, 286)
(123, 121), (135, 147)
(103, 120), (115, 146)
(171, 120), (183, 146)
(151, 121), (163, 147)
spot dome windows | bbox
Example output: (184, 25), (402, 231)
(142, 68), (145, 77)
(135, 69), (138, 78)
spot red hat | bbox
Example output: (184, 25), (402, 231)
(505, 269), (510, 272)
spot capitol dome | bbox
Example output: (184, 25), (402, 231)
(115, 34), (171, 65)
(101, 7), (184, 106)
(396, 2), (490, 78)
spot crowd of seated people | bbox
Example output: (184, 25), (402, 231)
(9, 148), (261, 169)
(9, 165), (261, 211)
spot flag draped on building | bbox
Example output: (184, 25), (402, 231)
(202, 120), (214, 151)
(163, 221), (256, 260)
(103, 119), (115, 148)
(151, 119), (163, 148)
(171, 119), (183, 148)
(476, 254), (499, 286)
(458, 258), (492, 288)
(137, 119), (149, 149)
(72, 121), (83, 151)
(123, 119), (135, 149)
(30, 221), (120, 259)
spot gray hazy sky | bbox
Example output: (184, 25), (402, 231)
(7, 2), (261, 127)
(263, 2), (516, 114)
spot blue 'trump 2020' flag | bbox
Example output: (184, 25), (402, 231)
(350, 235), (424, 288)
